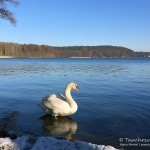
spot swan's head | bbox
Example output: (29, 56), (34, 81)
(68, 82), (79, 93)
(74, 85), (79, 93)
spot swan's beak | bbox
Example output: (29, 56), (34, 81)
(75, 86), (79, 93)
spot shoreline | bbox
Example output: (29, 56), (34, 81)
(0, 126), (118, 149)
(0, 56), (150, 59)
(70, 57), (91, 58)
(0, 134), (118, 150)
(0, 56), (14, 58)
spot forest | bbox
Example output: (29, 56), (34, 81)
(0, 42), (150, 58)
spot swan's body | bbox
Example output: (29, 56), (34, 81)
(40, 82), (79, 117)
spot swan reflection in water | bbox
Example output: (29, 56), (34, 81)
(40, 114), (77, 140)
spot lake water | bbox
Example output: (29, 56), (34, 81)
(0, 58), (150, 149)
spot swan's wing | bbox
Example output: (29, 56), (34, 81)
(43, 94), (69, 108)
(43, 94), (66, 103)
(54, 94), (66, 101)
(42, 94), (70, 115)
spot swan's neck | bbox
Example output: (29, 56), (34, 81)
(65, 85), (77, 108)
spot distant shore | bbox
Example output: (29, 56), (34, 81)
(70, 57), (91, 58)
(1, 42), (150, 58)
(0, 56), (14, 58)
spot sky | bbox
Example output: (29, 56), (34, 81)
(0, 0), (150, 52)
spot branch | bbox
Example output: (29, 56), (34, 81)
(0, 0), (19, 25)
(0, 0), (19, 6)
(0, 8), (16, 24)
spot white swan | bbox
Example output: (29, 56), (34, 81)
(40, 82), (79, 117)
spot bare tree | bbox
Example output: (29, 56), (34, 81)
(0, 0), (19, 25)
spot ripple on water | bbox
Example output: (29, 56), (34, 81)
(0, 58), (150, 149)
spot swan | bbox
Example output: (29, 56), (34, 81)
(40, 82), (79, 117)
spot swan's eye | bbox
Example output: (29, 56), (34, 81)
(75, 85), (78, 89)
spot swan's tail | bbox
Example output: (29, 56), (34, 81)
(37, 103), (51, 114)
(37, 103), (45, 111)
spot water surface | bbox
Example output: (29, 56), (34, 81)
(0, 58), (150, 149)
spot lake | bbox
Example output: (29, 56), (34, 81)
(0, 58), (150, 149)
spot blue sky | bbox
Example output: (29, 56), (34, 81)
(0, 0), (150, 51)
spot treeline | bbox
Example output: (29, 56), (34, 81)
(0, 42), (56, 57)
(54, 46), (136, 58)
(0, 42), (150, 58)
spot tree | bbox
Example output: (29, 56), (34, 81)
(0, 0), (19, 25)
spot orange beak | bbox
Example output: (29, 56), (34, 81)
(75, 86), (79, 93)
